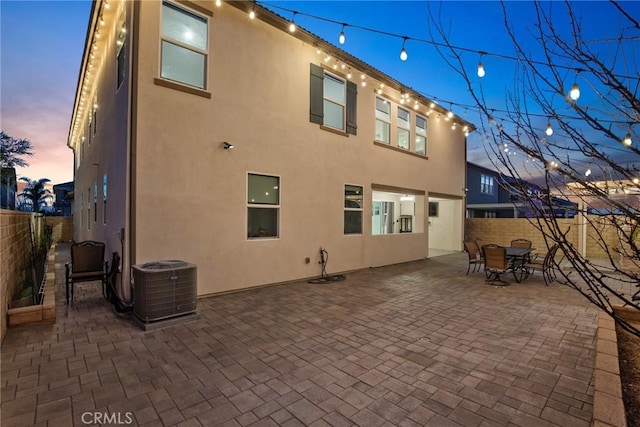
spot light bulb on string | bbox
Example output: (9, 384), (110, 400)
(585, 168), (592, 177)
(399, 37), (408, 61)
(346, 68), (352, 79)
(289, 12), (296, 33)
(545, 123), (553, 136)
(249, 4), (256, 20)
(569, 83), (580, 101)
(623, 133), (632, 146)
(339, 24), (346, 45)
(477, 62), (485, 78)
(215, 0), (222, 6)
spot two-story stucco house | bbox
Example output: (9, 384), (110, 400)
(68, 0), (474, 299)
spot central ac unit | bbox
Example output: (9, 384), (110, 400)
(132, 260), (197, 324)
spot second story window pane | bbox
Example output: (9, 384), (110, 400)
(415, 115), (426, 155)
(397, 107), (410, 150)
(375, 97), (390, 144)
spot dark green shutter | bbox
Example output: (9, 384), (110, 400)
(346, 81), (357, 135)
(310, 63), (324, 125)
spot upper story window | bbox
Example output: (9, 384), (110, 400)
(415, 115), (427, 155)
(375, 97), (391, 144)
(397, 107), (410, 150)
(103, 174), (107, 225)
(160, 2), (208, 89)
(116, 9), (127, 91)
(480, 174), (494, 195)
(309, 64), (357, 135)
(247, 173), (280, 239)
(323, 73), (346, 131)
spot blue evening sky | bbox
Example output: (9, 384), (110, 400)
(1, 1), (637, 183)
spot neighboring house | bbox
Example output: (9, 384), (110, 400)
(466, 162), (576, 218)
(53, 182), (74, 216)
(67, 0), (474, 297)
(0, 167), (17, 210)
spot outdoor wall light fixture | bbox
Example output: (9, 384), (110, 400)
(222, 142), (234, 150)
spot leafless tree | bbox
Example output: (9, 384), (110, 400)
(429, 1), (640, 336)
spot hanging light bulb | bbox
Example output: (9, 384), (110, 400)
(289, 12), (296, 33)
(339, 24), (346, 45)
(346, 68), (352, 79)
(249, 5), (256, 20)
(585, 168), (592, 177)
(215, 0), (222, 6)
(400, 37), (408, 61)
(569, 83), (580, 101)
(623, 133), (632, 146)
(477, 62), (485, 78)
(545, 123), (553, 136)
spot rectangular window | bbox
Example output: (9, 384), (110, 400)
(80, 191), (84, 228)
(323, 72), (346, 131)
(344, 185), (363, 234)
(161, 2), (208, 89)
(87, 188), (91, 230)
(247, 174), (280, 239)
(429, 201), (438, 217)
(92, 100), (97, 136)
(375, 97), (391, 144)
(481, 174), (494, 195)
(415, 115), (427, 155)
(94, 181), (98, 222)
(397, 107), (410, 150)
(102, 174), (107, 225)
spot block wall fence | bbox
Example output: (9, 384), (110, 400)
(1, 211), (73, 341)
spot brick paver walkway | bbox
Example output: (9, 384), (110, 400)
(1, 244), (596, 426)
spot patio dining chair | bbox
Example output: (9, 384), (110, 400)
(65, 240), (108, 306)
(510, 239), (532, 248)
(483, 244), (511, 286)
(522, 243), (560, 286)
(463, 239), (484, 274)
(474, 237), (486, 259)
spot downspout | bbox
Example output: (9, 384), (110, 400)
(124, 0), (140, 296)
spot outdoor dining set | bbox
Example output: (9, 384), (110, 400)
(463, 237), (559, 286)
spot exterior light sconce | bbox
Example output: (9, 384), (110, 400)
(222, 142), (234, 150)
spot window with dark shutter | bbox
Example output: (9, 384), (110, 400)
(309, 63), (357, 135)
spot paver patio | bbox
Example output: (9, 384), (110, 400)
(1, 244), (596, 426)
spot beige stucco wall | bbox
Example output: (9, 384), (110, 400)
(127, 1), (468, 295)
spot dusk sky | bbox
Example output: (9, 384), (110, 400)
(2, 1), (637, 184)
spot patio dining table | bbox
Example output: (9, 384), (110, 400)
(506, 247), (535, 282)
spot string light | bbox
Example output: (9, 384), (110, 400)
(399, 37), (408, 61)
(477, 62), (485, 78)
(249, 4), (256, 19)
(545, 122), (553, 136)
(339, 24), (346, 45)
(346, 68), (352, 79)
(569, 83), (580, 101)
(215, 0), (222, 6)
(585, 168), (591, 177)
(289, 12), (296, 33)
(623, 133), (632, 146)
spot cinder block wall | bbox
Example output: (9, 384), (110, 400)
(1, 210), (36, 341)
(45, 217), (74, 243)
(465, 217), (611, 260)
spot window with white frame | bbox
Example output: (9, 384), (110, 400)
(247, 174), (280, 239)
(92, 98), (97, 136)
(375, 97), (391, 144)
(80, 191), (84, 228)
(323, 72), (346, 131)
(397, 107), (410, 150)
(415, 115), (427, 155)
(344, 185), (363, 234)
(480, 174), (494, 195)
(160, 1), (208, 89)
(102, 174), (107, 225)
